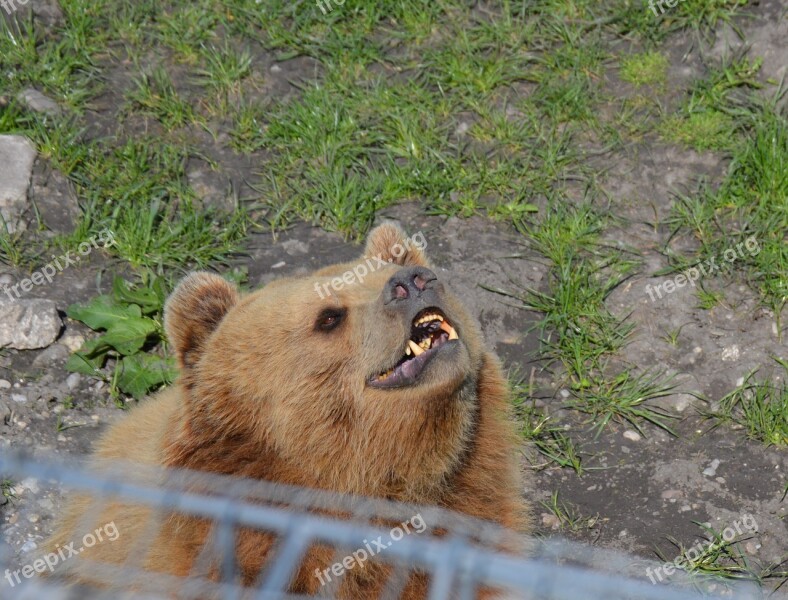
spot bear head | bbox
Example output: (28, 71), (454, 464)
(163, 224), (490, 500)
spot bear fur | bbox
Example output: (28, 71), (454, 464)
(48, 224), (530, 598)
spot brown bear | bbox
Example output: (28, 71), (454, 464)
(48, 223), (530, 598)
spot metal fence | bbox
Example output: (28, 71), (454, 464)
(0, 450), (766, 600)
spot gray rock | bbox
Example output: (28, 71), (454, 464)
(17, 88), (61, 117)
(0, 298), (62, 349)
(0, 135), (37, 234)
(65, 372), (81, 390)
(31, 342), (71, 367)
(0, 399), (11, 425)
(28, 167), (79, 234)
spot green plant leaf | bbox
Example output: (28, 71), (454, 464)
(101, 317), (158, 355)
(117, 354), (178, 399)
(65, 338), (109, 375)
(112, 276), (165, 315)
(67, 295), (143, 331)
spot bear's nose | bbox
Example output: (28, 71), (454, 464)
(385, 266), (438, 303)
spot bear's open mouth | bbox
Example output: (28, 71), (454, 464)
(369, 307), (459, 388)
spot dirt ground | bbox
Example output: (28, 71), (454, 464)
(0, 0), (786, 597)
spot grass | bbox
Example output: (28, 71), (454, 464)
(620, 51), (669, 87)
(656, 521), (787, 590)
(707, 360), (788, 447)
(510, 373), (584, 473)
(540, 491), (600, 533)
(487, 201), (679, 437)
(665, 92), (787, 324)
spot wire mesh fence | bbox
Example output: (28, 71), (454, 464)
(0, 450), (766, 600)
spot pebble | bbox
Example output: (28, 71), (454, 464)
(19, 540), (37, 554)
(61, 334), (85, 352)
(0, 379), (10, 389)
(270, 64), (282, 73)
(559, 389), (570, 398)
(623, 430), (641, 441)
(27, 513), (40, 523)
(37, 498), (54, 511)
(21, 478), (39, 494)
(661, 489), (683, 500)
(271, 261), (286, 269)
(721, 345), (740, 361)
(17, 88), (62, 116)
(540, 513), (561, 530)
(11, 392), (27, 403)
(673, 394), (692, 412)
(66, 372), (81, 390)
(702, 459), (721, 477)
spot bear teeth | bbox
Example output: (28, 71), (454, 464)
(415, 313), (444, 326)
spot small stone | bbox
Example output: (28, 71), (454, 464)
(702, 459), (720, 477)
(715, 477), (726, 485)
(20, 477), (39, 494)
(0, 379), (10, 389)
(27, 513), (40, 523)
(618, 529), (628, 538)
(20, 540), (37, 554)
(271, 261), (286, 269)
(661, 489), (683, 500)
(621, 446), (630, 454)
(559, 389), (570, 398)
(673, 394), (692, 412)
(721, 345), (740, 361)
(623, 430), (641, 441)
(540, 513), (561, 530)
(11, 393), (26, 403)
(455, 122), (470, 136)
(60, 333), (85, 352)
(281, 239), (309, 255)
(0, 399), (11, 424)
(37, 498), (54, 511)
(744, 542), (760, 555)
(17, 88), (62, 117)
(270, 64), (282, 73)
(32, 343), (70, 367)
(66, 372), (82, 391)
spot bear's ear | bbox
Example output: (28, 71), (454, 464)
(164, 272), (239, 370)
(363, 223), (429, 267)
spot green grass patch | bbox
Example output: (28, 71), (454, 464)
(657, 520), (787, 590)
(666, 101), (787, 321)
(620, 51), (669, 87)
(486, 201), (678, 436)
(707, 360), (788, 447)
(511, 373), (584, 473)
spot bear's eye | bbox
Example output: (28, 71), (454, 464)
(315, 308), (346, 332)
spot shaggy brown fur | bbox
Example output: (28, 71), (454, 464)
(48, 224), (530, 598)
